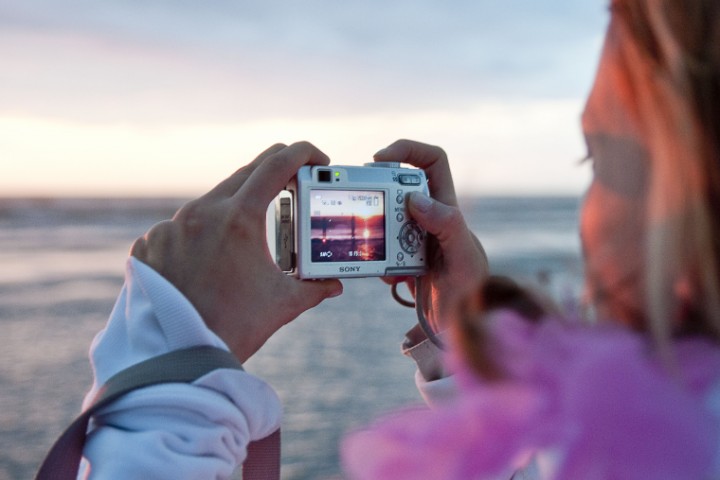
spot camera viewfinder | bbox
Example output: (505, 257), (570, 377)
(318, 169), (332, 183)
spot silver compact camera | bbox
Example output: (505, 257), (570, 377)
(274, 162), (429, 279)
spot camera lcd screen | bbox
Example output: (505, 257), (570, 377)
(310, 189), (386, 262)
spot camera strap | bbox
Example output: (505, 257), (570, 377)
(34, 345), (280, 480)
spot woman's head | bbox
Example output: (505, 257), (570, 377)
(580, 0), (720, 346)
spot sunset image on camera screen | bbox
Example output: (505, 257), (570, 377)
(310, 189), (386, 262)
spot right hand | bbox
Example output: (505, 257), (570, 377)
(131, 142), (343, 362)
(376, 139), (489, 332)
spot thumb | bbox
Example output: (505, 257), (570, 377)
(407, 192), (467, 246)
(290, 278), (343, 312)
(408, 191), (489, 289)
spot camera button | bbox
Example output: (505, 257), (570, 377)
(399, 174), (421, 186)
(396, 194), (404, 204)
(397, 252), (404, 261)
(396, 213), (404, 222)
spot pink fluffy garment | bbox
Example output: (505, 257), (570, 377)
(342, 312), (720, 479)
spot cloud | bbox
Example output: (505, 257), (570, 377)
(0, 0), (608, 124)
(0, 1), (606, 195)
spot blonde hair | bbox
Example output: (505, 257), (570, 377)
(612, 0), (720, 348)
(456, 1), (720, 379)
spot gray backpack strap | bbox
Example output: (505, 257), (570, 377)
(35, 346), (280, 480)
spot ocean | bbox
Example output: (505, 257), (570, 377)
(0, 196), (583, 480)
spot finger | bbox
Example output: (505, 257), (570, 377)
(130, 235), (148, 261)
(374, 139), (457, 206)
(206, 143), (288, 199)
(379, 276), (406, 286)
(406, 277), (417, 300)
(130, 220), (179, 268)
(286, 278), (343, 316)
(407, 191), (471, 253)
(235, 141), (331, 215)
(408, 192), (488, 282)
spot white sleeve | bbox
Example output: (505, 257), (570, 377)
(413, 370), (458, 409)
(401, 326), (458, 409)
(79, 257), (282, 480)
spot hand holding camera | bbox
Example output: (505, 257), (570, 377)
(131, 139), (486, 361)
(130, 142), (343, 362)
(373, 140), (489, 334)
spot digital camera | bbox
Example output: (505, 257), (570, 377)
(273, 162), (429, 279)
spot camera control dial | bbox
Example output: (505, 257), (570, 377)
(399, 221), (424, 254)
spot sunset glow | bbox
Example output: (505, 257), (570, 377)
(1, 101), (590, 196)
(0, 1), (605, 197)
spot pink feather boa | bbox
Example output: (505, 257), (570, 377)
(342, 312), (720, 479)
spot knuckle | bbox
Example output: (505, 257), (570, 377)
(286, 140), (325, 163)
(434, 145), (449, 161)
(427, 144), (449, 165)
(227, 205), (264, 236)
(263, 150), (291, 171)
(229, 164), (253, 181)
(144, 220), (176, 247)
(257, 143), (288, 159)
(130, 236), (148, 259)
(136, 220), (179, 262)
(404, 139), (444, 155)
(175, 198), (203, 219)
(174, 199), (212, 236)
(394, 139), (449, 167)
(392, 138), (413, 149)
(290, 140), (314, 152)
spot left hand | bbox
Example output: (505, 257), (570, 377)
(131, 142), (343, 362)
(376, 139), (489, 333)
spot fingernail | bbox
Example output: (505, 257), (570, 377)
(410, 191), (433, 213)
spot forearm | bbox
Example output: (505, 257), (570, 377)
(80, 258), (281, 479)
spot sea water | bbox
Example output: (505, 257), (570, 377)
(0, 196), (582, 480)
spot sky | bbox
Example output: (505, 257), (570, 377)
(1, 0), (609, 197)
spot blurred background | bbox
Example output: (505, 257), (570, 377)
(0, 1), (607, 478)
(1, 0), (606, 196)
